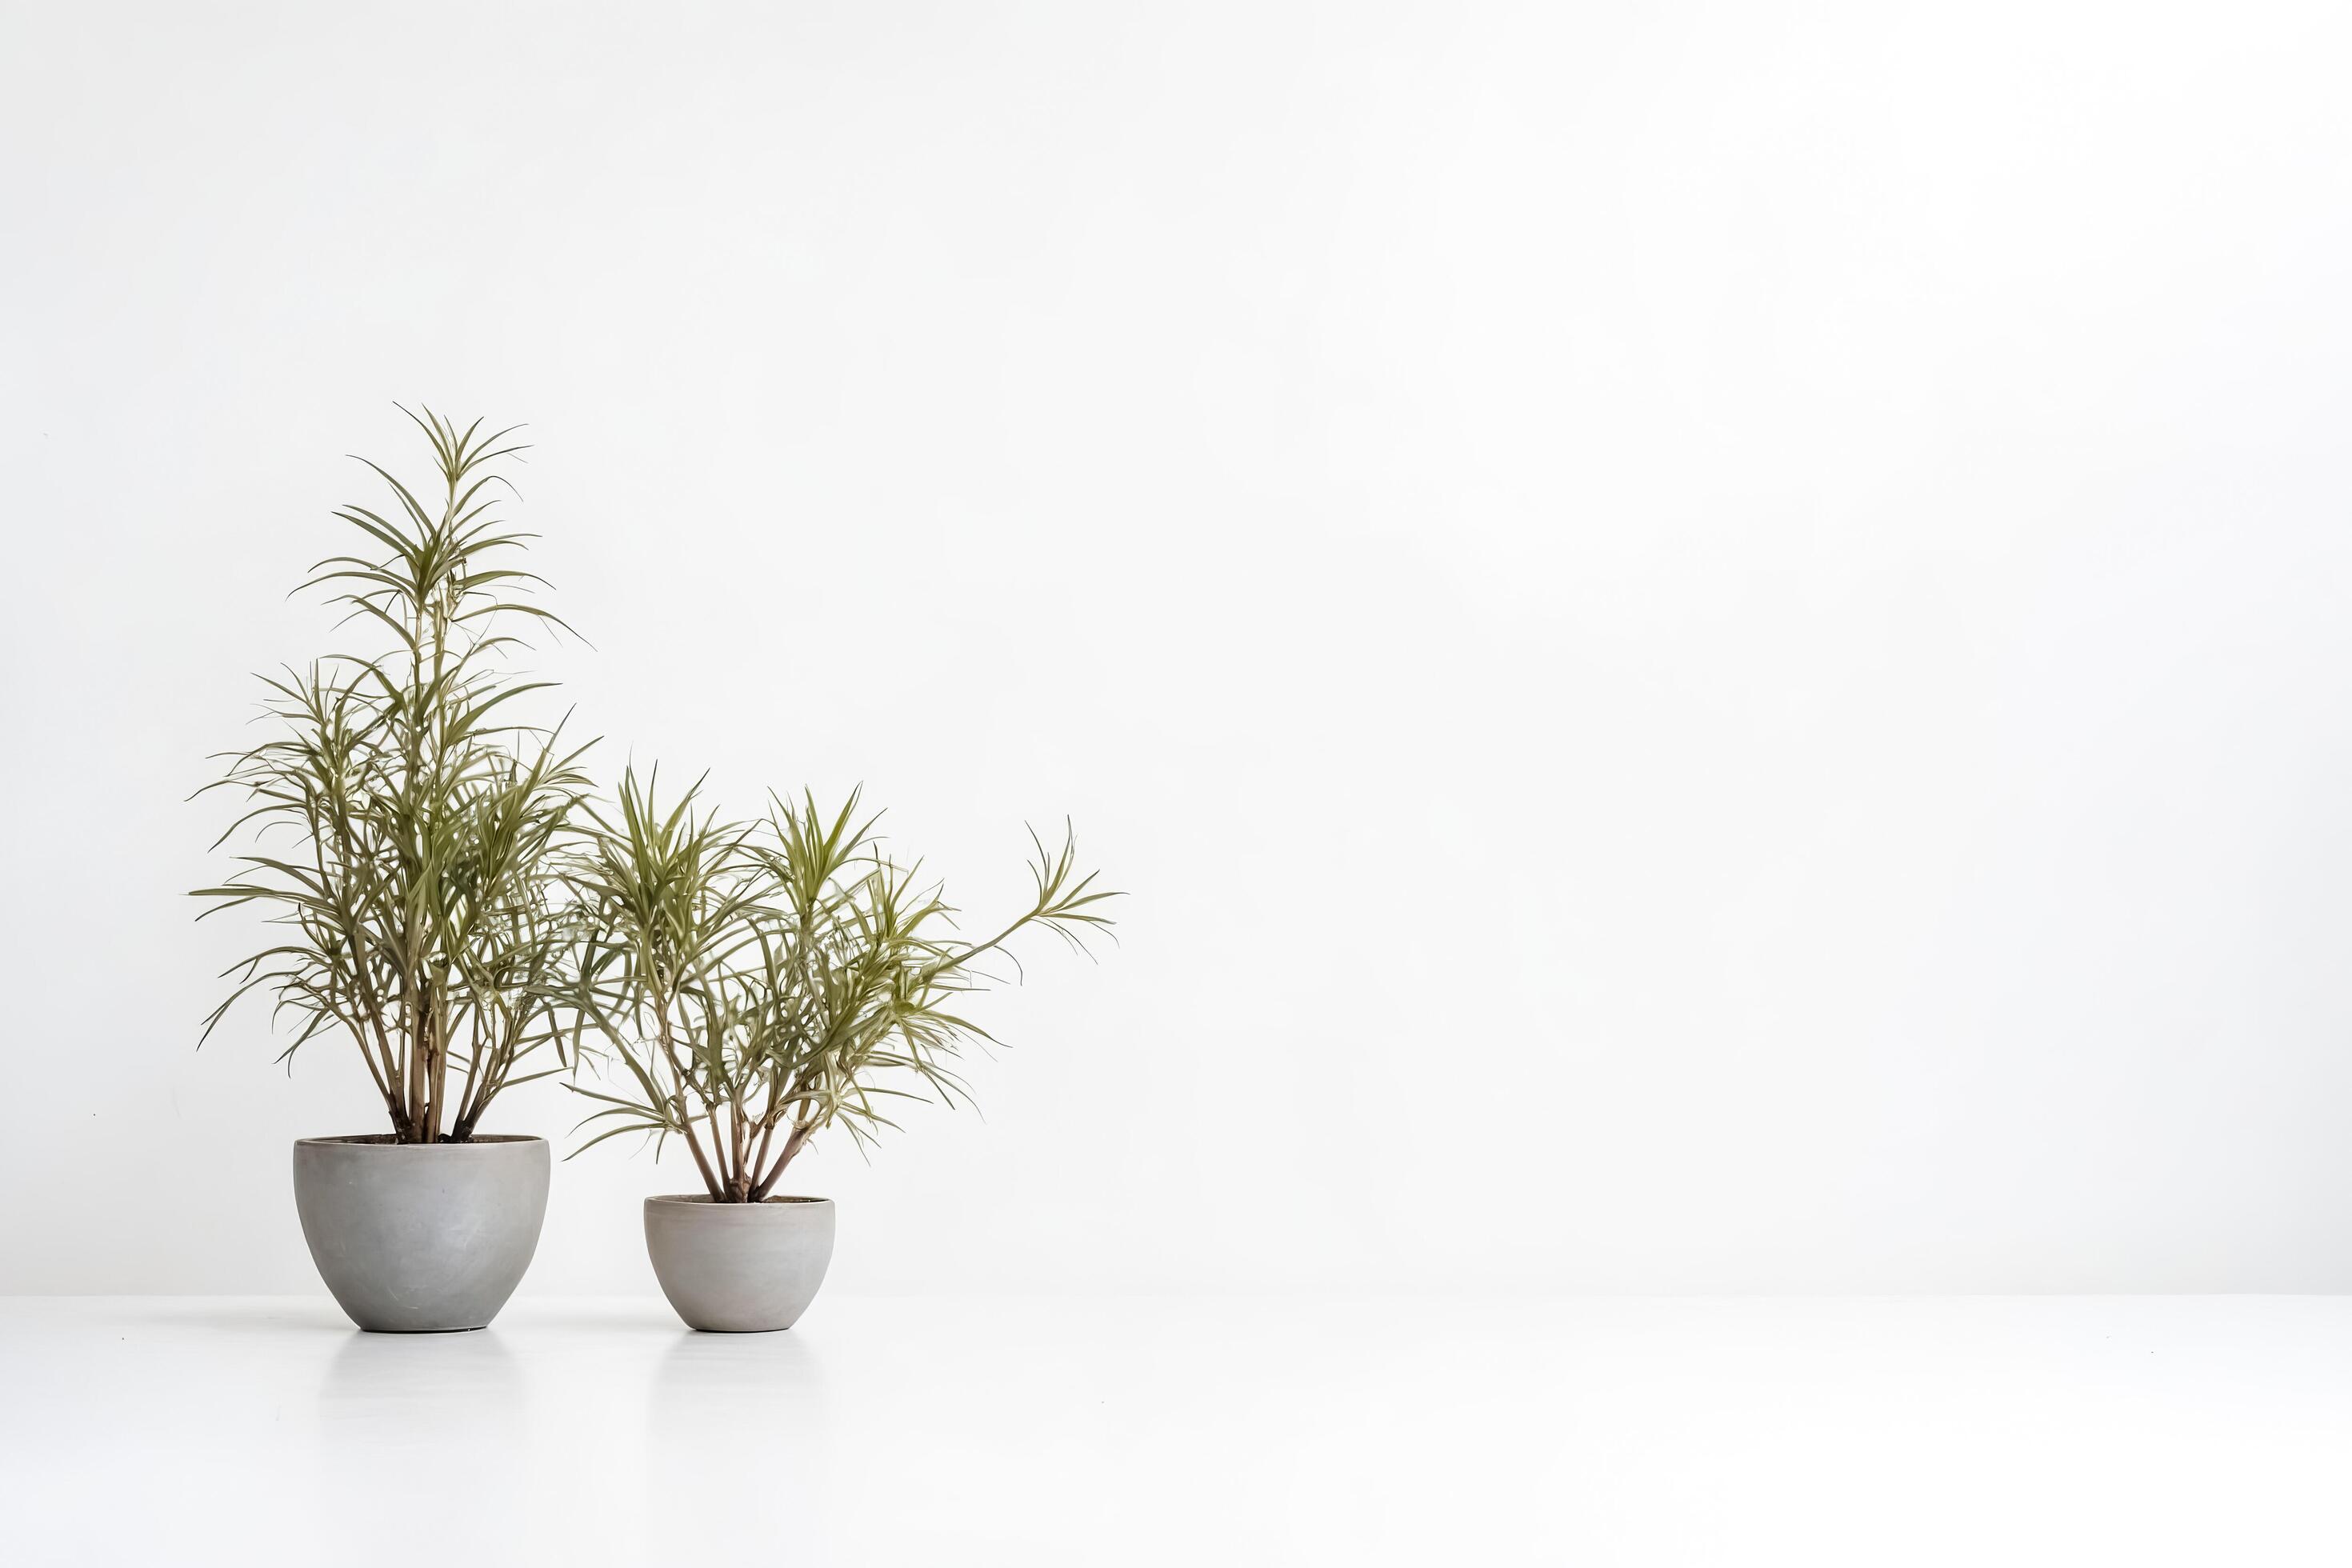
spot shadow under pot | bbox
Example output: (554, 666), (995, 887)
(644, 1195), (837, 1332)
(292, 1135), (551, 1333)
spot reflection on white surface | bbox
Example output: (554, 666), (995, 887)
(646, 1328), (834, 1554)
(320, 1318), (524, 1406)
(6, 1294), (2352, 1565)
(308, 1328), (533, 1550)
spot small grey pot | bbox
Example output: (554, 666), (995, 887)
(643, 1194), (836, 1332)
(292, 1135), (550, 1333)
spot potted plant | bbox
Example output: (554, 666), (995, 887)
(196, 410), (591, 1332)
(563, 771), (1118, 1331)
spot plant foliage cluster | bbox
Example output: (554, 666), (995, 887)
(565, 775), (1114, 1202)
(198, 410), (1116, 1196)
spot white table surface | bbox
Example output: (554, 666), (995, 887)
(4, 1294), (2348, 1566)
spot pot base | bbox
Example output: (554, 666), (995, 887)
(643, 1195), (836, 1332)
(293, 1135), (550, 1333)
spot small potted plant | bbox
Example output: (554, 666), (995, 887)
(196, 410), (591, 1332)
(562, 772), (1118, 1331)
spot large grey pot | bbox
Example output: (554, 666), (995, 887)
(292, 1135), (550, 1333)
(644, 1195), (836, 1332)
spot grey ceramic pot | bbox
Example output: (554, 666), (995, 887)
(292, 1135), (550, 1333)
(643, 1195), (836, 1332)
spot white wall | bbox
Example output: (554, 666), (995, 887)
(6, 0), (2352, 1295)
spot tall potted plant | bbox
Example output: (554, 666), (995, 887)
(564, 772), (1118, 1330)
(196, 410), (590, 1332)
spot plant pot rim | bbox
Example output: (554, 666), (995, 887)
(645, 1193), (831, 1206)
(295, 1134), (546, 1149)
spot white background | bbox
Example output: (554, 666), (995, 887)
(5, 0), (2352, 1297)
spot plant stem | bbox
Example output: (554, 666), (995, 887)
(749, 1122), (812, 1202)
(654, 999), (723, 1198)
